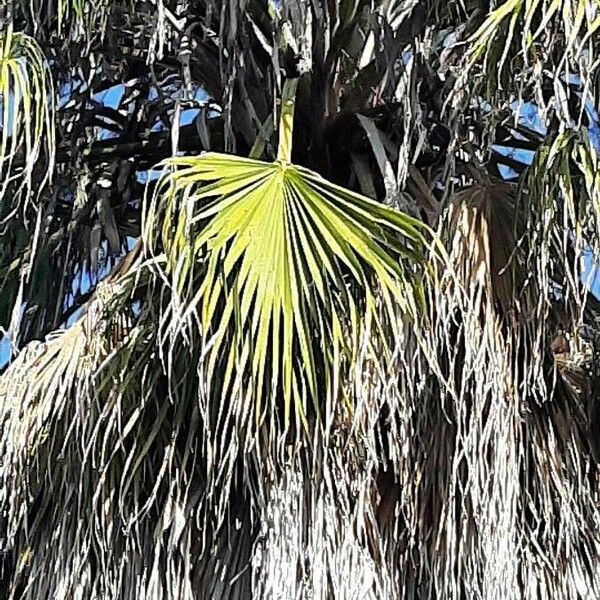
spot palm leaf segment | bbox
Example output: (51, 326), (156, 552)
(458, 0), (599, 100)
(0, 27), (54, 209)
(145, 80), (425, 432)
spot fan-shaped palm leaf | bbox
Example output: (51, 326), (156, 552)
(144, 80), (425, 433)
(0, 76), (427, 598)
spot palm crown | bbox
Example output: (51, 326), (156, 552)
(1, 1), (600, 599)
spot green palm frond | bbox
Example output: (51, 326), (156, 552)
(144, 80), (425, 433)
(0, 27), (55, 209)
(57, 0), (107, 29)
(456, 0), (599, 101)
(524, 129), (600, 316)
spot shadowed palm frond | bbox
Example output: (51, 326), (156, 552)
(18, 0), (110, 40)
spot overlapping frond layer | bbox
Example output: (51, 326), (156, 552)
(268, 174), (596, 599)
(381, 180), (600, 598)
(17, 0), (110, 40)
(2, 1), (600, 598)
(522, 130), (600, 329)
(0, 267), (260, 599)
(0, 29), (54, 209)
(454, 0), (600, 107)
(256, 176), (600, 598)
(0, 144), (426, 598)
(4, 142), (600, 600)
(144, 152), (424, 439)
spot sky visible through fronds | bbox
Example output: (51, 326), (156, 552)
(2, 87), (596, 368)
(2, 1), (600, 599)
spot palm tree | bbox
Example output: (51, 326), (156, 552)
(1, 1), (600, 598)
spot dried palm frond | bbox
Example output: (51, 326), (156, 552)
(445, 180), (520, 315)
(401, 172), (600, 598)
(0, 278), (132, 540)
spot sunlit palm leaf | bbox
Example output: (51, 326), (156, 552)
(456, 0), (599, 102)
(0, 28), (54, 209)
(145, 151), (424, 431)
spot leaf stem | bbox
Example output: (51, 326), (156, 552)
(277, 78), (298, 163)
